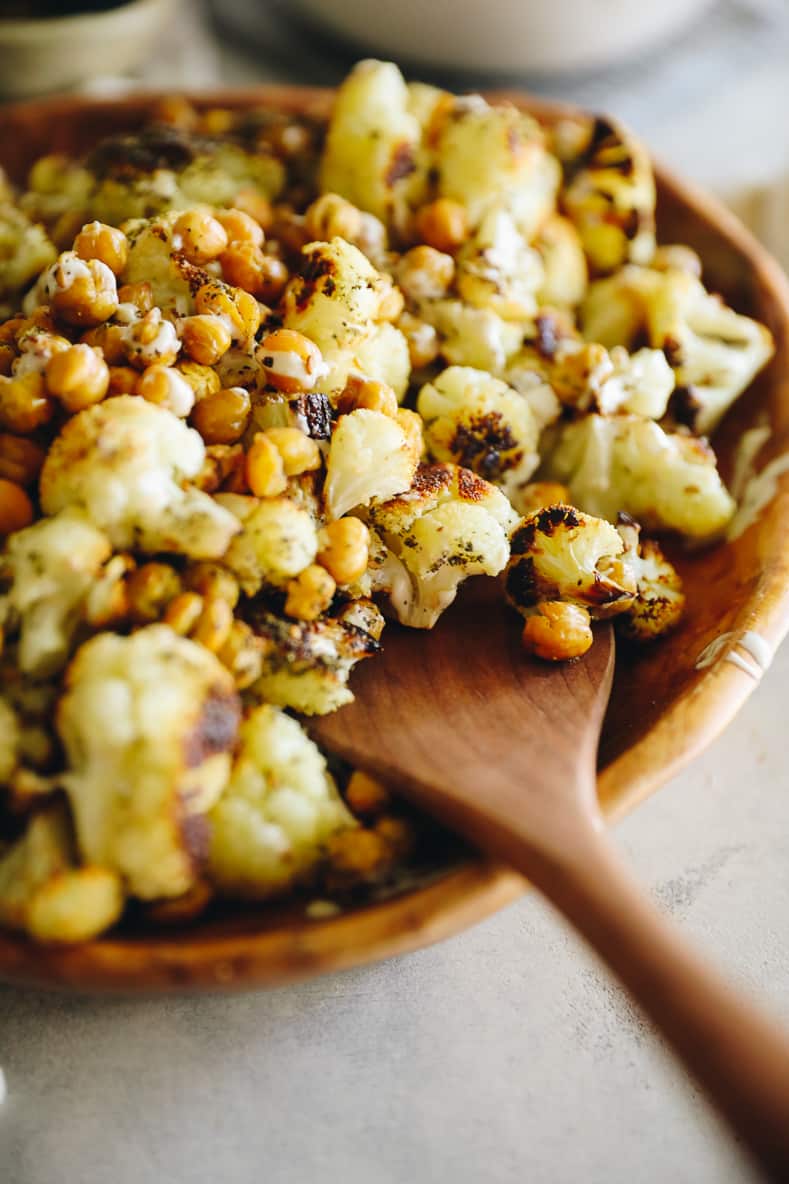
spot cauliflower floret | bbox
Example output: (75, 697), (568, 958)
(644, 269), (774, 435)
(0, 802), (123, 943)
(247, 606), (383, 715)
(208, 705), (354, 898)
(549, 341), (674, 419)
(545, 414), (735, 539)
(580, 263), (657, 348)
(426, 299), (524, 372)
(0, 696), (20, 785)
(352, 322), (411, 401)
(0, 509), (110, 677)
(366, 462), (519, 628)
(283, 238), (392, 393)
(616, 514), (685, 641)
(121, 216), (194, 313)
(0, 204), (56, 305)
(57, 625), (241, 900)
(505, 505), (636, 619)
(535, 214), (587, 308)
(559, 114), (656, 273)
(417, 366), (539, 498)
(319, 59), (427, 224)
(324, 408), (419, 520)
(455, 207), (545, 321)
(436, 97), (560, 237)
(217, 495), (318, 595)
(39, 395), (240, 559)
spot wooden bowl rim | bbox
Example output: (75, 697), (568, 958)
(1, 85), (788, 993)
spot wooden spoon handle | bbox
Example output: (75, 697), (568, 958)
(528, 824), (789, 1180)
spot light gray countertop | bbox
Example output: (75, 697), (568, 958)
(2, 7), (789, 1182)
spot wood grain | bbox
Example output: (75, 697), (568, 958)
(0, 87), (787, 996)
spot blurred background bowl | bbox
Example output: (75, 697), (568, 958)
(0, 0), (177, 99)
(293, 0), (715, 75)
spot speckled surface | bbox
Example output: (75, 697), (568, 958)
(2, 8), (789, 1182)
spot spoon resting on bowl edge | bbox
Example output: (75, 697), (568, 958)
(311, 578), (789, 1180)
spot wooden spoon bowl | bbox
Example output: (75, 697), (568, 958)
(0, 87), (788, 993)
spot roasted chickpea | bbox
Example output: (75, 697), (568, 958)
(173, 210), (229, 264)
(245, 431), (287, 497)
(0, 479), (34, 535)
(285, 564), (336, 621)
(264, 426), (322, 476)
(180, 314), (232, 366)
(190, 386), (251, 444)
(0, 372), (54, 434)
(215, 208), (265, 248)
(257, 328), (326, 394)
(73, 221), (129, 276)
(415, 198), (469, 253)
(521, 602), (593, 662)
(317, 518), (370, 586)
(45, 344), (110, 413)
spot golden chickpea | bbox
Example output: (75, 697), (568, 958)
(126, 563), (182, 624)
(257, 328), (326, 394)
(0, 479), (34, 535)
(45, 344), (110, 413)
(216, 619), (266, 689)
(285, 564), (336, 621)
(190, 386), (251, 445)
(220, 242), (269, 296)
(116, 281), (154, 314)
(73, 221), (129, 276)
(174, 210), (229, 264)
(180, 314), (232, 366)
(327, 828), (389, 877)
(521, 602), (593, 662)
(81, 323), (126, 365)
(152, 95), (198, 130)
(233, 188), (273, 231)
(337, 375), (398, 418)
(107, 365), (139, 396)
(47, 255), (118, 328)
(345, 770), (390, 819)
(415, 199), (469, 253)
(317, 517), (370, 586)
(264, 426), (321, 476)
(304, 193), (363, 243)
(163, 591), (205, 636)
(377, 279), (405, 323)
(215, 207), (265, 248)
(245, 431), (287, 497)
(0, 372), (55, 434)
(397, 245), (455, 301)
(192, 596), (234, 653)
(200, 107), (235, 136)
(0, 434), (45, 486)
(195, 282), (261, 345)
(137, 364), (195, 417)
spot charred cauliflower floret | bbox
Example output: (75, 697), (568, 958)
(505, 505), (635, 619)
(319, 59), (426, 224)
(247, 605), (383, 715)
(283, 237), (396, 394)
(644, 269), (774, 434)
(545, 414), (735, 539)
(417, 366), (539, 497)
(366, 462), (519, 628)
(57, 625), (241, 900)
(208, 704), (354, 898)
(548, 340), (674, 419)
(324, 408), (420, 520)
(436, 97), (560, 238)
(558, 114), (656, 273)
(616, 514), (685, 642)
(0, 510), (110, 677)
(0, 802), (124, 943)
(121, 215), (194, 313)
(217, 494), (318, 595)
(579, 263), (657, 348)
(455, 207), (544, 321)
(39, 395), (240, 558)
(58, 124), (284, 226)
(425, 299), (524, 373)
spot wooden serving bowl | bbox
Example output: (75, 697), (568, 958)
(1, 88), (788, 993)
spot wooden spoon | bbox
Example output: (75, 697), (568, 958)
(311, 579), (789, 1180)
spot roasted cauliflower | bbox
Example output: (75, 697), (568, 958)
(209, 704), (354, 897)
(324, 407), (420, 520)
(39, 395), (240, 558)
(366, 462), (520, 628)
(0, 509), (110, 676)
(615, 514), (685, 641)
(505, 505), (635, 619)
(58, 625), (241, 900)
(417, 366), (539, 498)
(545, 413), (735, 539)
(0, 802), (124, 943)
(247, 604), (383, 715)
(217, 494), (319, 595)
